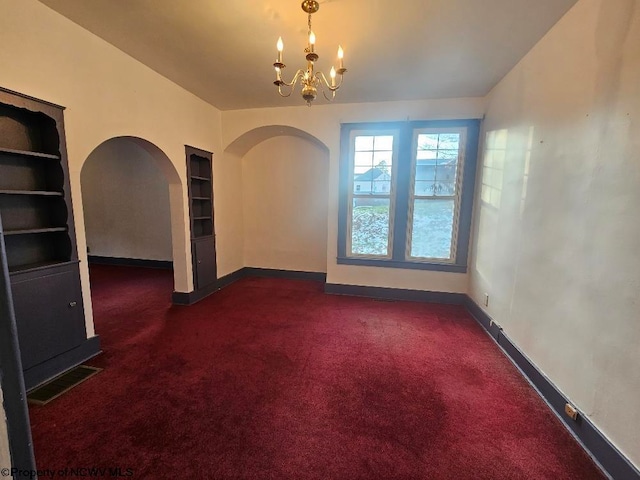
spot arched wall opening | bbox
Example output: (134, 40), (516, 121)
(225, 126), (330, 274)
(80, 136), (184, 289)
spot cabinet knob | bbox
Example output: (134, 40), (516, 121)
(198, 260), (201, 264)
(69, 301), (77, 308)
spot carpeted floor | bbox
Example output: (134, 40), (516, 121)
(28, 265), (606, 479)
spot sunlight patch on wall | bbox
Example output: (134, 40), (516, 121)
(481, 129), (507, 209)
(520, 127), (535, 217)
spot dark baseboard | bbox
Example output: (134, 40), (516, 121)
(215, 267), (248, 290)
(172, 282), (219, 306)
(172, 268), (246, 305)
(172, 267), (327, 305)
(23, 335), (101, 391)
(88, 255), (172, 270)
(463, 297), (639, 480)
(325, 282), (466, 305)
(244, 267), (326, 282)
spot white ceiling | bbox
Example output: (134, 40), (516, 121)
(38, 0), (578, 111)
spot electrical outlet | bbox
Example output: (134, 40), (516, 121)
(484, 293), (489, 307)
(565, 403), (579, 421)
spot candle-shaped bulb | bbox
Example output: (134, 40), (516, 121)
(277, 37), (283, 63)
(309, 31), (316, 52)
(330, 66), (336, 87)
(338, 45), (344, 69)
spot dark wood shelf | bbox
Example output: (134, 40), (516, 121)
(0, 146), (60, 160)
(8, 260), (77, 275)
(1, 88), (88, 390)
(0, 189), (63, 196)
(186, 146), (217, 290)
(3, 227), (67, 236)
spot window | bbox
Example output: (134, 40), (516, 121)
(338, 120), (480, 272)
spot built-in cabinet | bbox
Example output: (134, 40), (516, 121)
(0, 87), (99, 390)
(186, 146), (217, 291)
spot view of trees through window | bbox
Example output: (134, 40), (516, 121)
(349, 130), (463, 260)
(351, 135), (394, 256)
(408, 132), (460, 259)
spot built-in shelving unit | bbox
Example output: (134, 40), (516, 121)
(0, 87), (99, 390)
(188, 151), (214, 239)
(185, 146), (217, 292)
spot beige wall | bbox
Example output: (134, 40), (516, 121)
(469, 0), (640, 468)
(0, 386), (9, 471)
(81, 139), (173, 262)
(214, 150), (244, 278)
(242, 136), (329, 273)
(223, 97), (486, 292)
(0, 0), (225, 334)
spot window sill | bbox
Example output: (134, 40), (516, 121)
(336, 256), (467, 273)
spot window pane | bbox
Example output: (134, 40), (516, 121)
(351, 198), (390, 256)
(353, 134), (394, 195)
(374, 135), (394, 150)
(437, 149), (459, 161)
(372, 179), (390, 193)
(409, 199), (454, 259)
(415, 131), (461, 197)
(435, 164), (457, 196)
(354, 151), (374, 169)
(355, 136), (374, 151)
(438, 134), (460, 149)
(416, 149), (437, 160)
(373, 150), (393, 166)
(414, 180), (435, 195)
(418, 134), (439, 150)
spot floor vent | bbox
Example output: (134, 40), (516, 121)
(27, 365), (102, 406)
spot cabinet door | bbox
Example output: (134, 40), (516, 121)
(11, 266), (86, 370)
(193, 237), (216, 289)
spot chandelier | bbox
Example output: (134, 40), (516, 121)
(273, 0), (346, 106)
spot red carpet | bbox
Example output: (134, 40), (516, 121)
(29, 265), (605, 479)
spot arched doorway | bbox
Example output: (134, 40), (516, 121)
(80, 136), (182, 291)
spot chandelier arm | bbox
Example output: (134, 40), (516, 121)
(279, 69), (306, 88)
(330, 72), (345, 90)
(276, 85), (294, 98)
(321, 89), (337, 102)
(315, 72), (341, 93)
(276, 70), (305, 97)
(313, 73), (337, 102)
